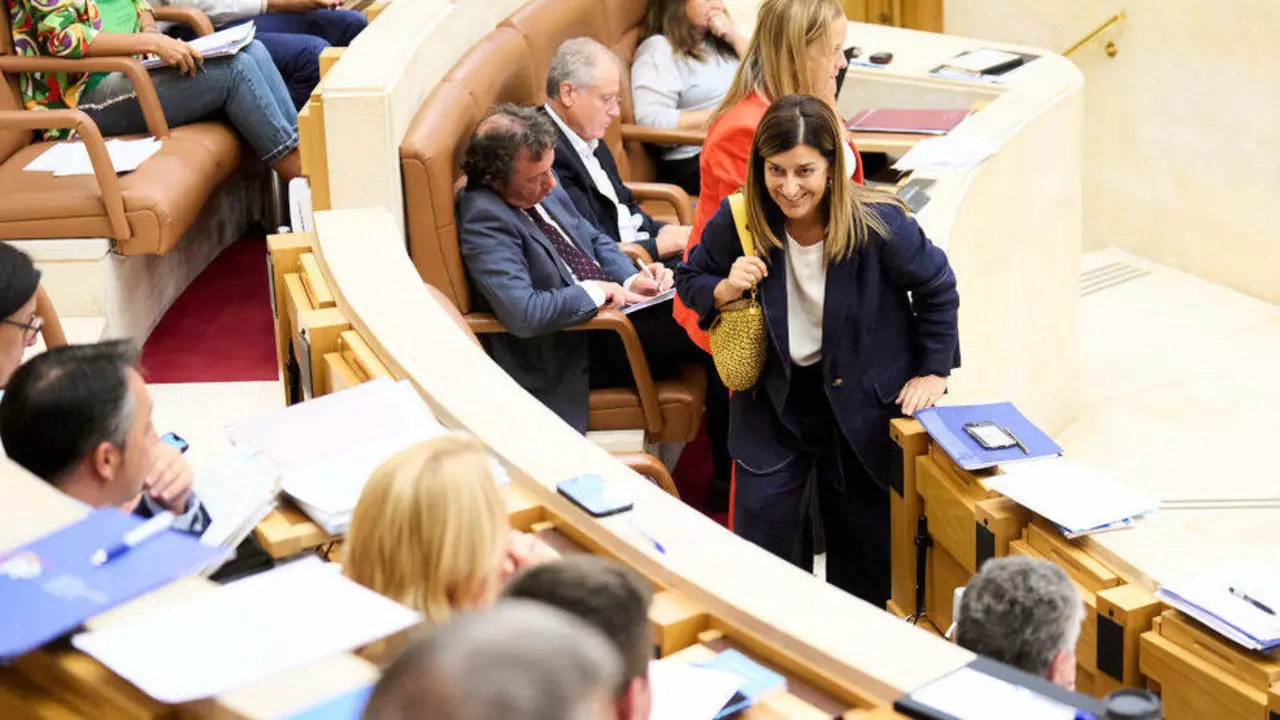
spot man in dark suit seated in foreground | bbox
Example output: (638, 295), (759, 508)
(541, 37), (691, 265)
(457, 104), (703, 433)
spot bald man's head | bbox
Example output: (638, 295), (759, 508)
(462, 104), (559, 208)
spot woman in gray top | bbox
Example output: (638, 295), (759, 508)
(631, 0), (745, 197)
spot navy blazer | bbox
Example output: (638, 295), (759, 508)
(457, 181), (638, 432)
(674, 199), (960, 489)
(542, 107), (666, 262)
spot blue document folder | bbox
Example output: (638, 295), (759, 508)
(284, 685), (374, 720)
(914, 402), (1062, 470)
(0, 507), (227, 662)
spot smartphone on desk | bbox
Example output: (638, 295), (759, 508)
(963, 421), (1016, 450)
(557, 475), (633, 518)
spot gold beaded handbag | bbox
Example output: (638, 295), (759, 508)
(707, 192), (768, 391)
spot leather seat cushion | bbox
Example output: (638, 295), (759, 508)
(0, 122), (241, 255)
(588, 362), (707, 443)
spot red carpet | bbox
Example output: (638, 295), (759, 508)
(672, 416), (729, 527)
(141, 236), (278, 383)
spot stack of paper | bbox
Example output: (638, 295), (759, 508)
(72, 558), (420, 703)
(225, 379), (447, 534)
(982, 459), (1160, 538)
(141, 22), (256, 69)
(903, 665), (1089, 720)
(25, 137), (163, 176)
(1155, 562), (1280, 652)
(195, 448), (279, 552)
(647, 659), (742, 720)
(892, 133), (1000, 173)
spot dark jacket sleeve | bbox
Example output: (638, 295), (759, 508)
(875, 204), (961, 377)
(674, 198), (744, 330)
(458, 191), (600, 339)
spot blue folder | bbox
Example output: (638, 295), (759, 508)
(284, 685), (374, 720)
(914, 402), (1061, 471)
(0, 507), (227, 662)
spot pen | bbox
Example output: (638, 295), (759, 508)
(628, 517), (666, 555)
(91, 511), (175, 566)
(1004, 426), (1029, 455)
(1229, 586), (1276, 616)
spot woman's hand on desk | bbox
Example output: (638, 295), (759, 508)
(502, 530), (560, 581)
(897, 374), (947, 416)
(713, 256), (768, 307)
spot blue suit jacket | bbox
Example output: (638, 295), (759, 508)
(675, 199), (961, 489)
(457, 181), (638, 432)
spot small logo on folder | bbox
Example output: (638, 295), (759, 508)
(0, 551), (44, 580)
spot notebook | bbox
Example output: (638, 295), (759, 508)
(1155, 561), (1280, 651)
(0, 508), (229, 662)
(141, 22), (256, 69)
(72, 558), (420, 703)
(847, 109), (973, 135)
(914, 402), (1061, 471)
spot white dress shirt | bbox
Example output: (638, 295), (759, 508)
(785, 232), (827, 367)
(544, 105), (648, 246)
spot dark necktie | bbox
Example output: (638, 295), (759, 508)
(523, 207), (610, 282)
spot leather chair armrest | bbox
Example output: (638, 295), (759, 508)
(0, 109), (130, 240)
(34, 285), (67, 349)
(618, 243), (653, 269)
(464, 308), (664, 435)
(563, 308), (663, 435)
(0, 56), (170, 138)
(615, 452), (678, 498)
(152, 6), (215, 36)
(621, 123), (706, 147)
(626, 181), (693, 225)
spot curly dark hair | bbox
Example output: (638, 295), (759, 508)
(462, 104), (557, 189)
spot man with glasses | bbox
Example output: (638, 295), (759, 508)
(541, 38), (691, 264)
(0, 243), (44, 389)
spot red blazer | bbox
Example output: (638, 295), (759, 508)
(674, 92), (865, 351)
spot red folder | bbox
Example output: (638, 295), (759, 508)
(846, 109), (973, 135)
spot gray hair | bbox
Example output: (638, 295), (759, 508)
(546, 37), (620, 100)
(363, 600), (622, 720)
(955, 556), (1085, 678)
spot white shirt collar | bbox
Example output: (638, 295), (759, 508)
(544, 104), (599, 158)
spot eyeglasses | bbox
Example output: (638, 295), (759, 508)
(3, 315), (43, 344)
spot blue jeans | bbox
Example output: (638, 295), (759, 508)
(174, 11), (366, 109)
(78, 41), (299, 165)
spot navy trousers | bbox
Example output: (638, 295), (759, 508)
(731, 363), (891, 607)
(173, 10), (367, 109)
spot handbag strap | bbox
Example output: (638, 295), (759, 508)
(726, 192), (754, 258)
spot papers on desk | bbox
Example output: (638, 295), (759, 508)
(140, 22), (256, 69)
(648, 659), (742, 720)
(24, 137), (162, 176)
(622, 288), (676, 315)
(195, 448), (279, 551)
(902, 665), (1086, 720)
(892, 133), (999, 173)
(982, 459), (1159, 538)
(72, 557), (420, 703)
(225, 379), (447, 534)
(929, 48), (1036, 85)
(1155, 562), (1280, 652)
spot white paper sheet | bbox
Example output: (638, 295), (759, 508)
(982, 458), (1159, 534)
(140, 22), (256, 69)
(622, 288), (676, 315)
(196, 448), (279, 550)
(1156, 561), (1280, 651)
(648, 659), (742, 720)
(72, 557), (419, 703)
(892, 134), (999, 173)
(908, 666), (1080, 720)
(25, 138), (163, 176)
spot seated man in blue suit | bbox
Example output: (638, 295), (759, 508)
(457, 104), (702, 433)
(0, 341), (210, 535)
(541, 38), (690, 265)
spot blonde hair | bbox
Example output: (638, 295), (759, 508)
(344, 434), (509, 660)
(711, 0), (845, 123)
(744, 95), (903, 262)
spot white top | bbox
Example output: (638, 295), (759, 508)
(155, 0), (265, 27)
(630, 35), (739, 161)
(544, 105), (647, 246)
(784, 233), (827, 367)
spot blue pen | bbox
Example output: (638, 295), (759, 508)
(628, 518), (666, 555)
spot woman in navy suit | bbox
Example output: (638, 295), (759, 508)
(674, 95), (960, 605)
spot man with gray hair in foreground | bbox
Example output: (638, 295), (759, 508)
(955, 556), (1085, 690)
(362, 600), (622, 720)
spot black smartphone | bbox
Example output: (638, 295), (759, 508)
(556, 475), (634, 518)
(963, 421), (1017, 450)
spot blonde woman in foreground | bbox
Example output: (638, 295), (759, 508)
(343, 434), (559, 664)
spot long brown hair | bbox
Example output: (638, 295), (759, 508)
(641, 0), (737, 62)
(743, 95), (903, 263)
(711, 0), (844, 123)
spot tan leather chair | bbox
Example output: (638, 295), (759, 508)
(400, 27), (705, 446)
(33, 285), (65, 349)
(0, 7), (244, 256)
(426, 284), (681, 499)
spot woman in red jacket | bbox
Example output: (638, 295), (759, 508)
(674, 0), (862, 350)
